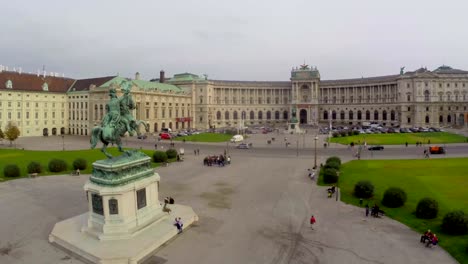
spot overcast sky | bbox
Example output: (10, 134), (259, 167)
(1, 0), (468, 81)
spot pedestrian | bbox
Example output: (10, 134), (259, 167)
(197, 149), (200, 155)
(155, 144), (158, 149)
(194, 149), (197, 155)
(405, 142), (408, 147)
(310, 215), (316, 229)
(365, 204), (369, 217)
(174, 217), (182, 233)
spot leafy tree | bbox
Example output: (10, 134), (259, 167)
(4, 122), (20, 146)
(0, 128), (4, 140)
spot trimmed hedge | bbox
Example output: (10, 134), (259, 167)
(48, 159), (68, 172)
(166, 148), (178, 159)
(153, 151), (168, 163)
(415, 197), (439, 219)
(72, 158), (87, 170)
(381, 187), (407, 208)
(323, 168), (339, 184)
(4, 164), (20, 177)
(442, 210), (468, 235)
(324, 161), (340, 170)
(354, 180), (374, 198)
(326, 156), (341, 166)
(27, 161), (42, 174)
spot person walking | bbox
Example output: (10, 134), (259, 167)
(365, 204), (369, 217)
(310, 215), (316, 230)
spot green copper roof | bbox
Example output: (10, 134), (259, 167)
(168, 72), (205, 82)
(100, 76), (184, 93)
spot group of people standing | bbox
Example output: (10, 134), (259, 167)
(203, 155), (231, 166)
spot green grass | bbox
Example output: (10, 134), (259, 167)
(319, 158), (468, 263)
(0, 148), (173, 181)
(173, 133), (232, 142)
(329, 132), (468, 145)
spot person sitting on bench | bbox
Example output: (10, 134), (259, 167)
(420, 229), (432, 243)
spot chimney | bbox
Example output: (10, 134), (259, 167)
(160, 70), (165, 83)
(19, 67), (22, 74)
(135, 72), (140, 80)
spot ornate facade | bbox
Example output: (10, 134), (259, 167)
(1, 64), (467, 137)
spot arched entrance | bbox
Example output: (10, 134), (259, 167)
(52, 128), (57, 135)
(458, 114), (465, 126)
(43, 128), (48, 136)
(299, 109), (307, 124)
(60, 127), (65, 135)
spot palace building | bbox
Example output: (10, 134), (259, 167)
(1, 64), (467, 137)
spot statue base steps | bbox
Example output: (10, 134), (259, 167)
(49, 204), (198, 264)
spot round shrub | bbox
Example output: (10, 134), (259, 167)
(153, 151), (168, 163)
(72, 158), (87, 170)
(339, 131), (347, 137)
(416, 197), (439, 219)
(442, 210), (468, 235)
(27, 161), (42, 174)
(381, 187), (407, 208)
(48, 159), (67, 172)
(347, 131), (353, 136)
(323, 168), (338, 184)
(4, 164), (20, 177)
(324, 160), (340, 170)
(166, 148), (178, 159)
(332, 132), (339, 138)
(354, 180), (374, 198)
(353, 130), (359, 136)
(326, 156), (341, 166)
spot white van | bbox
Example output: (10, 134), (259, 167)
(230, 135), (244, 143)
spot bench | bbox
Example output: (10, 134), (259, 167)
(29, 173), (38, 178)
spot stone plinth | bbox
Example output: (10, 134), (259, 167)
(49, 150), (198, 264)
(285, 122), (304, 134)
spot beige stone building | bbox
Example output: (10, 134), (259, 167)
(1, 64), (467, 138)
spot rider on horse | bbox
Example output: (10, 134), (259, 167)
(119, 81), (136, 136)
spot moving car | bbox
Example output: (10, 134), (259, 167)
(237, 143), (250, 149)
(368, 145), (384, 151)
(429, 146), (446, 154)
(231, 134), (244, 142)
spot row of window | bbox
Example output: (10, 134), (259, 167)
(323, 110), (397, 121)
(1, 102), (64, 108)
(410, 82), (467, 88)
(0, 111), (64, 120)
(216, 110), (288, 121)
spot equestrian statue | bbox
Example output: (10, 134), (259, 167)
(90, 80), (149, 158)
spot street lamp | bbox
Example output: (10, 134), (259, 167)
(314, 135), (318, 168)
(336, 171), (340, 201)
(61, 134), (65, 151)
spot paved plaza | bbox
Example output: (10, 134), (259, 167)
(0, 133), (460, 264)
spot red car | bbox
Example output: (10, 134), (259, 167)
(159, 133), (172, 140)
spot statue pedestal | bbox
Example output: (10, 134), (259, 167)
(285, 122), (304, 134)
(49, 151), (198, 264)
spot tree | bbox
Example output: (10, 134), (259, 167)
(4, 122), (20, 146)
(0, 128), (4, 141)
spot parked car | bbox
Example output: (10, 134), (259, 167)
(368, 145), (384, 151)
(137, 134), (147, 139)
(231, 135), (244, 142)
(160, 133), (172, 140)
(429, 146), (446, 154)
(237, 143), (250, 149)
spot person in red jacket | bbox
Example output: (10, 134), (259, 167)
(310, 215), (316, 230)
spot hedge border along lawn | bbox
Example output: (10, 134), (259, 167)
(318, 158), (468, 263)
(173, 132), (232, 142)
(329, 132), (468, 145)
(0, 148), (174, 181)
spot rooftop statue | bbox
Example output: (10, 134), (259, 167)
(400, 66), (405, 75)
(290, 106), (298, 123)
(91, 80), (149, 158)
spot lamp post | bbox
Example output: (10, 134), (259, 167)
(336, 171), (340, 201)
(314, 135), (318, 168)
(61, 134), (65, 151)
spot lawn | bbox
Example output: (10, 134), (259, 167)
(0, 148), (171, 181)
(173, 133), (232, 142)
(329, 132), (468, 145)
(323, 158), (468, 263)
